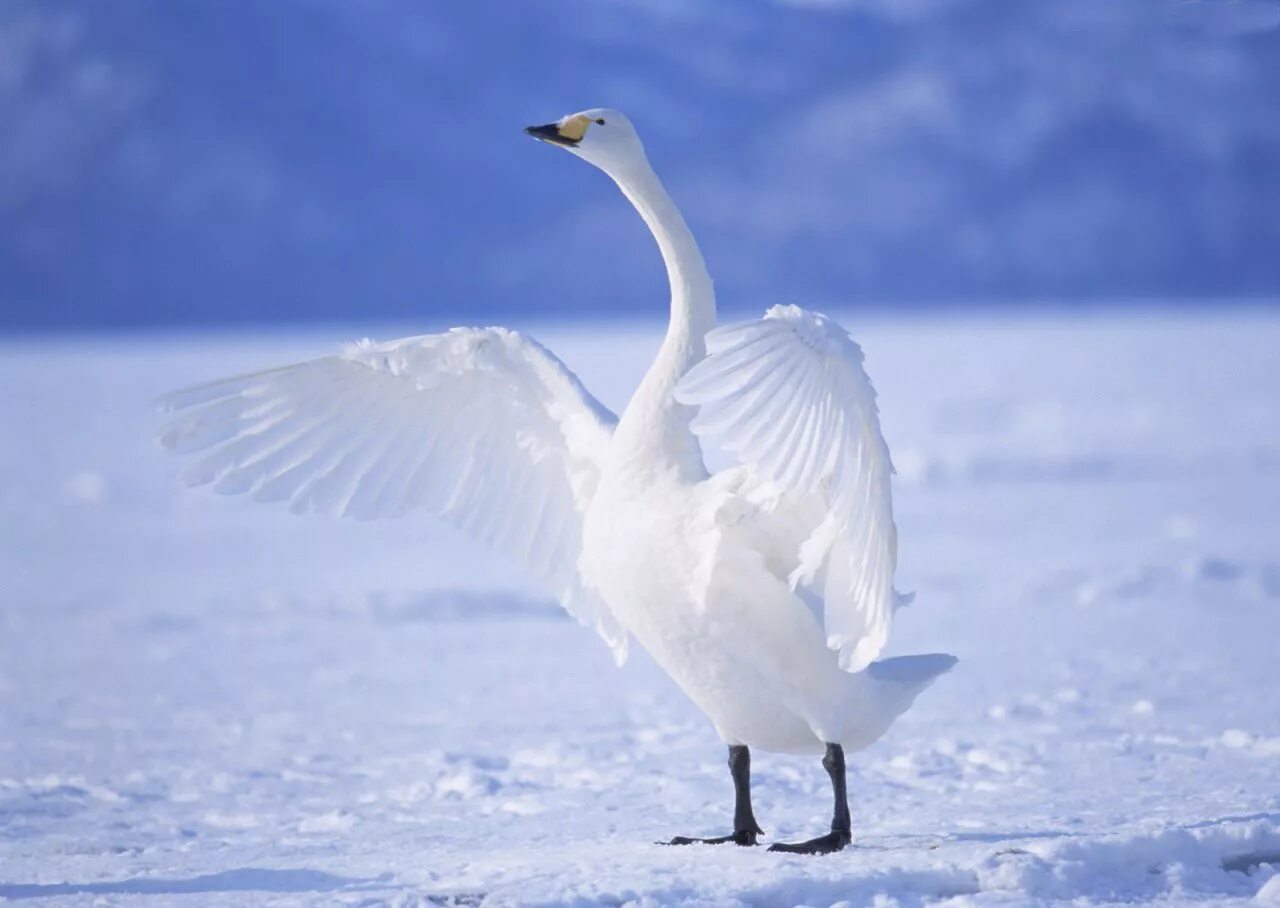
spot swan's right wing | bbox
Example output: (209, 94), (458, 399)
(675, 305), (899, 673)
(158, 328), (627, 659)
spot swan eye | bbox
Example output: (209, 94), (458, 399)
(595, 118), (606, 125)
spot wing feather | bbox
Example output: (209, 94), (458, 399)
(159, 327), (624, 658)
(690, 347), (803, 440)
(676, 305), (900, 672)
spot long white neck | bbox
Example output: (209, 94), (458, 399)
(609, 158), (716, 481)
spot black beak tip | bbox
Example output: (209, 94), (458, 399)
(524, 123), (577, 146)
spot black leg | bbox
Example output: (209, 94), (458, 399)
(827, 742), (851, 837)
(768, 743), (852, 855)
(729, 744), (765, 840)
(664, 745), (763, 846)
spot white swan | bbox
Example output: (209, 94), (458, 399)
(158, 108), (955, 854)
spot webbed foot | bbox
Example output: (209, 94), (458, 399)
(663, 829), (760, 847)
(767, 829), (851, 855)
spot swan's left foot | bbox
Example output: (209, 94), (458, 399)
(664, 829), (760, 847)
(663, 744), (763, 848)
(768, 742), (852, 857)
(767, 829), (850, 854)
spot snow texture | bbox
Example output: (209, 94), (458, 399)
(2, 311), (1279, 906)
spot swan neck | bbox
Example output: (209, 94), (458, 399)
(609, 159), (715, 479)
(615, 163), (716, 343)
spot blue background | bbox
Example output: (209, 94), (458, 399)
(2, 0), (1278, 330)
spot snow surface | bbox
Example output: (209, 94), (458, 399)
(2, 311), (1279, 906)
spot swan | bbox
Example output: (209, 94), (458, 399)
(158, 108), (955, 855)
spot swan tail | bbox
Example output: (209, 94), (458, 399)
(866, 652), (957, 717)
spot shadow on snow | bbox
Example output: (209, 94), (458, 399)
(0, 867), (402, 900)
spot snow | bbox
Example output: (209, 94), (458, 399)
(2, 310), (1279, 906)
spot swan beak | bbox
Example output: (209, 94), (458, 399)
(524, 122), (580, 148)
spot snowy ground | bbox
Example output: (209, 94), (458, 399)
(2, 310), (1279, 906)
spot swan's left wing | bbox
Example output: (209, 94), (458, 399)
(158, 328), (627, 659)
(675, 305), (899, 672)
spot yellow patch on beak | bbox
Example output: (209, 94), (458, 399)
(557, 114), (592, 143)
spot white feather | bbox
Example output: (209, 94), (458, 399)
(158, 327), (625, 660)
(675, 304), (899, 672)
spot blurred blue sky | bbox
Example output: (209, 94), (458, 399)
(2, 0), (1278, 330)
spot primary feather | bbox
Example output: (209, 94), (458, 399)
(158, 327), (627, 659)
(675, 305), (900, 672)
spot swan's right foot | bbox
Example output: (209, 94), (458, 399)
(664, 829), (760, 847)
(663, 744), (763, 848)
(766, 743), (853, 856)
(767, 829), (850, 854)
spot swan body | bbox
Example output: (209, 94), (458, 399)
(160, 108), (954, 849)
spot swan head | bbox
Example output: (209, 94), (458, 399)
(524, 108), (648, 174)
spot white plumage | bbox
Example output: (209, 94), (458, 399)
(159, 327), (628, 656)
(159, 107), (953, 849)
(676, 304), (902, 674)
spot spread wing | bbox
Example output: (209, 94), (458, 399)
(675, 304), (900, 672)
(157, 327), (626, 659)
